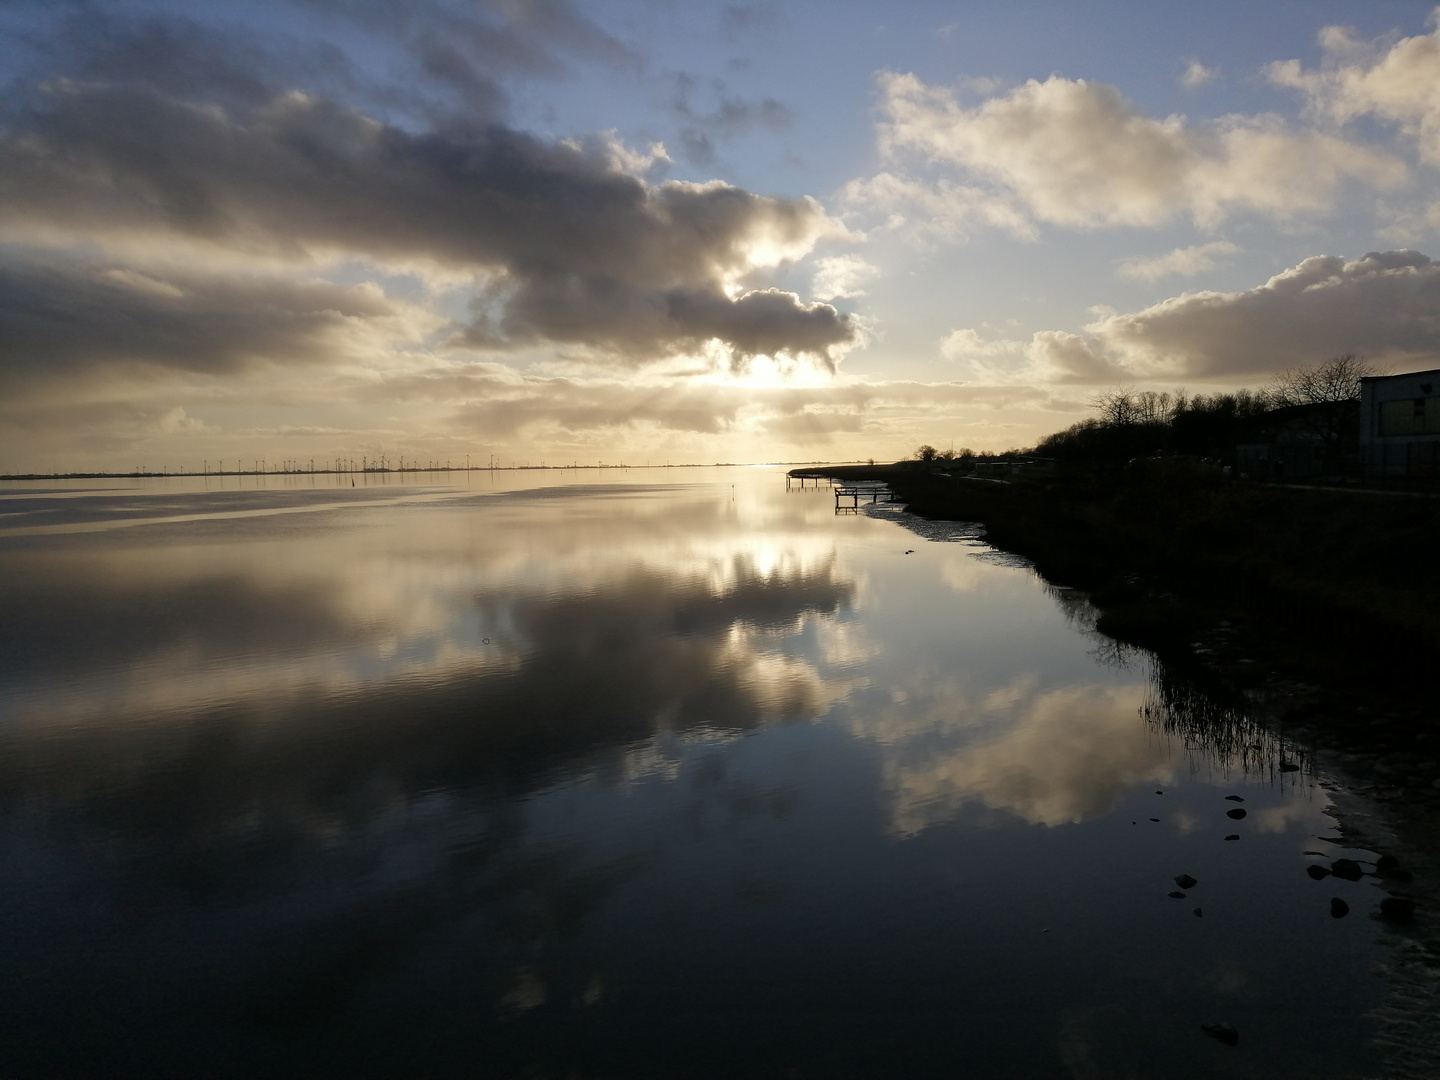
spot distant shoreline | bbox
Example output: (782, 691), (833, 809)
(2, 461), (870, 481)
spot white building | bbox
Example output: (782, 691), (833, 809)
(1359, 367), (1440, 478)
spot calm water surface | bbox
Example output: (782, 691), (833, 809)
(0, 468), (1400, 1077)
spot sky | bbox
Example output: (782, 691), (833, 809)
(3, 0), (1440, 472)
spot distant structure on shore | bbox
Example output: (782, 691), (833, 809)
(1360, 367), (1440, 479)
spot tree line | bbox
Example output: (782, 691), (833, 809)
(918, 355), (1377, 469)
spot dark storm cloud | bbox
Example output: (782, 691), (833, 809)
(22, 1), (633, 125)
(0, 251), (403, 387)
(1, 80), (853, 365)
(292, 0), (640, 123)
(40, 8), (357, 112)
(470, 280), (853, 364)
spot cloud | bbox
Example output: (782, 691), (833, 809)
(1180, 60), (1216, 89)
(1088, 248), (1440, 378)
(1379, 199), (1440, 243)
(1269, 13), (1440, 164)
(940, 327), (1126, 385)
(940, 328), (1019, 362)
(450, 379), (744, 437)
(1117, 241), (1240, 281)
(154, 406), (213, 435)
(44, 8), (355, 112)
(853, 71), (1407, 233)
(2, 362), (1088, 469)
(941, 248), (1440, 385)
(811, 254), (878, 299)
(938, 327), (1027, 382)
(296, 0), (638, 121)
(668, 73), (792, 166)
(838, 171), (1036, 242)
(719, 4), (781, 39)
(359, 368), (1080, 440)
(0, 249), (424, 396)
(464, 279), (854, 371)
(25, 1), (635, 136)
(0, 80), (855, 369)
(1026, 330), (1129, 383)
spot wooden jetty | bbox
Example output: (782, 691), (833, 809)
(834, 483), (896, 511)
(785, 472), (832, 490)
(782, 470), (896, 511)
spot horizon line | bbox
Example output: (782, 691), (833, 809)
(0, 460), (878, 481)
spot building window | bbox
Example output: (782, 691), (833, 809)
(1379, 397), (1440, 436)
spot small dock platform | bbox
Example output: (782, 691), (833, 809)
(834, 484), (896, 511)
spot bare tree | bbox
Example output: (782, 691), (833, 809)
(1091, 387), (1141, 426)
(1091, 387), (1176, 426)
(1268, 354), (1379, 462)
(1269, 354), (1376, 409)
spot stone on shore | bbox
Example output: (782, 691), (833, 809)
(1201, 1023), (1239, 1046)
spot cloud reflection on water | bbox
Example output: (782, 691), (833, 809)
(0, 476), (1394, 1079)
(0, 487), (862, 866)
(856, 675), (1169, 833)
(0, 482), (865, 1052)
(0, 484), (855, 731)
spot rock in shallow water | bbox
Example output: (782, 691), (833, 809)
(1224, 834), (1240, 841)
(1380, 897), (1416, 923)
(1168, 891), (1187, 899)
(1201, 1023), (1239, 1046)
(1227, 808), (1247, 820)
(1331, 859), (1364, 882)
(1224, 795), (1244, 802)
(1331, 898), (1349, 918)
(1374, 854), (1412, 880)
(1307, 865), (1332, 880)
(1175, 874), (1198, 889)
